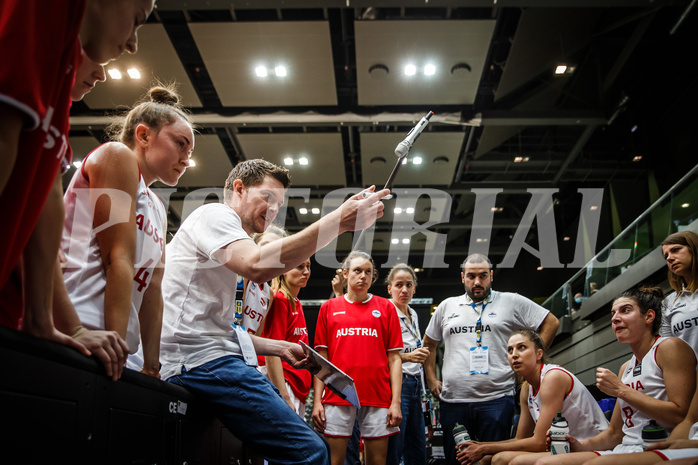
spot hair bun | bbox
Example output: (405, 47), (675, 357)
(637, 285), (664, 300)
(148, 85), (181, 107)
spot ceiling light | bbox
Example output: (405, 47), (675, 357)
(311, 207), (320, 214)
(394, 207), (403, 214)
(274, 65), (287, 77)
(406, 207), (414, 214)
(298, 157), (308, 165)
(402, 158), (407, 165)
(412, 156), (423, 165)
(413, 268), (421, 272)
(126, 68), (140, 79)
(370, 157), (386, 164)
(555, 65), (567, 75)
(107, 69), (122, 79)
(368, 63), (389, 78)
(682, 203), (690, 208)
(590, 205), (599, 211)
(283, 157), (293, 166)
(475, 238), (488, 243)
(424, 64), (436, 76)
(402, 238), (410, 244)
(188, 159), (196, 167)
(632, 155), (643, 162)
(433, 156), (449, 164)
(391, 238), (399, 244)
(255, 66), (268, 77)
(72, 160), (82, 169)
(514, 156), (523, 163)
(404, 64), (416, 76)
(299, 208), (308, 215)
(563, 236), (571, 241)
(537, 266), (544, 270)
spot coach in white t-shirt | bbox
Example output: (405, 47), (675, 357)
(423, 253), (559, 465)
(159, 159), (390, 465)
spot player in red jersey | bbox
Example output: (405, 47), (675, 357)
(0, 0), (155, 367)
(259, 256), (313, 415)
(313, 250), (403, 465)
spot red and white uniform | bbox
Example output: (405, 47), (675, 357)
(314, 294), (403, 408)
(61, 151), (166, 354)
(242, 281), (271, 335)
(527, 364), (609, 440)
(0, 0), (84, 326)
(259, 291), (312, 404)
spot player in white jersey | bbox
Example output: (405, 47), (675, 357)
(578, 370), (698, 465)
(241, 225), (286, 335)
(457, 329), (608, 465)
(529, 286), (696, 465)
(60, 85), (194, 378)
(659, 231), (698, 356)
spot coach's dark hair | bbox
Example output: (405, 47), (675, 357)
(223, 160), (291, 202)
(462, 253), (493, 271)
(613, 285), (664, 335)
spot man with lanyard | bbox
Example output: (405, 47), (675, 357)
(423, 253), (560, 465)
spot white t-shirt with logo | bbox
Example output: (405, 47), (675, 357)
(159, 203), (252, 381)
(424, 290), (550, 402)
(661, 290), (698, 356)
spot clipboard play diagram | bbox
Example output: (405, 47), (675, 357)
(299, 340), (361, 409)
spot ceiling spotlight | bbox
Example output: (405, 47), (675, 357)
(126, 68), (141, 79)
(188, 159), (196, 167)
(107, 69), (122, 79)
(311, 207), (320, 214)
(283, 157), (293, 166)
(632, 155), (643, 162)
(394, 207), (403, 214)
(299, 208), (308, 215)
(406, 207), (415, 214)
(298, 157), (308, 165)
(555, 65), (567, 75)
(404, 64), (417, 76)
(391, 238), (399, 244)
(537, 266), (544, 270)
(412, 156), (423, 165)
(72, 160), (82, 169)
(590, 205), (599, 211)
(402, 238), (410, 244)
(274, 65), (287, 77)
(424, 64), (436, 76)
(563, 236), (571, 241)
(682, 203), (690, 208)
(255, 66), (268, 77)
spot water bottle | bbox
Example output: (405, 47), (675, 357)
(642, 420), (668, 450)
(452, 423), (471, 449)
(550, 412), (570, 455)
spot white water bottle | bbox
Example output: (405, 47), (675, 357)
(550, 412), (570, 455)
(452, 423), (471, 448)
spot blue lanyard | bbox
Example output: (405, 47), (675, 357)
(470, 301), (486, 347)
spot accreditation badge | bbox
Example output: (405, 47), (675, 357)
(233, 324), (258, 367)
(470, 346), (489, 374)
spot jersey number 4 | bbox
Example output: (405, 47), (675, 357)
(134, 259), (155, 292)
